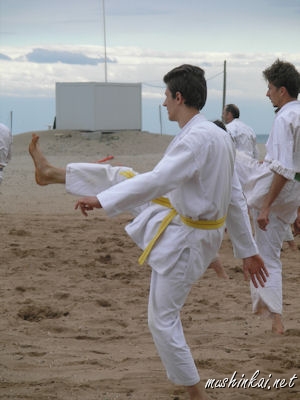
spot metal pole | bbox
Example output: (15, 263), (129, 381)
(102, 0), (107, 82)
(10, 110), (13, 133)
(222, 60), (226, 120)
(159, 105), (162, 135)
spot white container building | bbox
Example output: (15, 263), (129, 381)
(55, 82), (142, 131)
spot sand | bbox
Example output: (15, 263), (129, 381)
(0, 129), (299, 400)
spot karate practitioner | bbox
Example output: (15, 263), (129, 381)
(235, 59), (300, 335)
(0, 123), (12, 185)
(29, 64), (268, 400)
(223, 104), (259, 159)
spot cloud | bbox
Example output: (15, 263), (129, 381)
(1, 43), (299, 104)
(0, 53), (12, 61)
(24, 48), (116, 65)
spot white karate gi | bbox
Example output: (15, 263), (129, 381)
(235, 100), (300, 316)
(0, 123), (12, 184)
(226, 118), (259, 159)
(283, 224), (295, 242)
(66, 114), (258, 386)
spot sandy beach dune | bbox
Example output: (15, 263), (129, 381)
(0, 130), (299, 400)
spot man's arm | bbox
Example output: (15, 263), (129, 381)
(257, 172), (288, 231)
(226, 168), (268, 288)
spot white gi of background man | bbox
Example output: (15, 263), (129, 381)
(223, 104), (259, 159)
(235, 59), (300, 335)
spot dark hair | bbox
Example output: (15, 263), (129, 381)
(213, 119), (227, 131)
(263, 59), (300, 98)
(163, 64), (207, 110)
(225, 104), (240, 118)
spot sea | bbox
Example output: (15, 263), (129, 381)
(1, 96), (270, 145)
(256, 134), (269, 144)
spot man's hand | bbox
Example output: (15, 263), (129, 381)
(75, 196), (102, 216)
(257, 207), (270, 231)
(243, 254), (269, 288)
(257, 173), (288, 231)
(293, 207), (300, 236)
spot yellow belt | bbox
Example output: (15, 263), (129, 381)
(119, 170), (226, 265)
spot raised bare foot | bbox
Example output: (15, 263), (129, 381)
(28, 134), (57, 185)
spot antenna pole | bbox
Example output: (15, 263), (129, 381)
(222, 60), (226, 120)
(10, 110), (13, 133)
(102, 0), (107, 82)
(159, 105), (162, 135)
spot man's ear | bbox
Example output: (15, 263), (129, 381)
(175, 91), (184, 103)
(279, 86), (287, 97)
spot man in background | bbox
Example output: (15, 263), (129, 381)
(235, 59), (300, 334)
(223, 104), (259, 159)
(0, 123), (12, 185)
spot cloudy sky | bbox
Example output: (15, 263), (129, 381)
(0, 0), (300, 135)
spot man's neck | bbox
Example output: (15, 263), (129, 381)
(178, 109), (199, 128)
(278, 96), (297, 109)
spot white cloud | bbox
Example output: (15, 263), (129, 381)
(1, 44), (299, 101)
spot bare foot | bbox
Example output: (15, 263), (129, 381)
(29, 134), (65, 185)
(29, 134), (50, 185)
(272, 313), (284, 335)
(186, 382), (212, 400)
(294, 219), (300, 236)
(255, 303), (272, 319)
(209, 258), (229, 279)
(286, 240), (297, 251)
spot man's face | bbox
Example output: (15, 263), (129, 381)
(222, 108), (231, 123)
(222, 108), (228, 124)
(266, 82), (283, 108)
(163, 88), (178, 121)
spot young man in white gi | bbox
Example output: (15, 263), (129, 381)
(29, 64), (267, 400)
(235, 59), (300, 335)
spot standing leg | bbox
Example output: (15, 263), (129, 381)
(148, 257), (211, 400)
(251, 209), (288, 334)
(208, 255), (229, 279)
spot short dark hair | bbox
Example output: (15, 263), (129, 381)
(163, 64), (207, 110)
(225, 104), (240, 119)
(213, 119), (227, 131)
(263, 59), (300, 98)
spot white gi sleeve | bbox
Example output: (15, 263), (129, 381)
(226, 167), (258, 259)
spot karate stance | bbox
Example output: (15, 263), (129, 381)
(29, 64), (268, 400)
(235, 59), (300, 334)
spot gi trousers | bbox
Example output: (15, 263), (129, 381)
(250, 209), (289, 315)
(148, 250), (203, 387)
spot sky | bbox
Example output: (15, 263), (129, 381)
(0, 0), (300, 137)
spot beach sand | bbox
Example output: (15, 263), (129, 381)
(0, 129), (299, 400)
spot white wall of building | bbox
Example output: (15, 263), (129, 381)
(56, 82), (142, 131)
